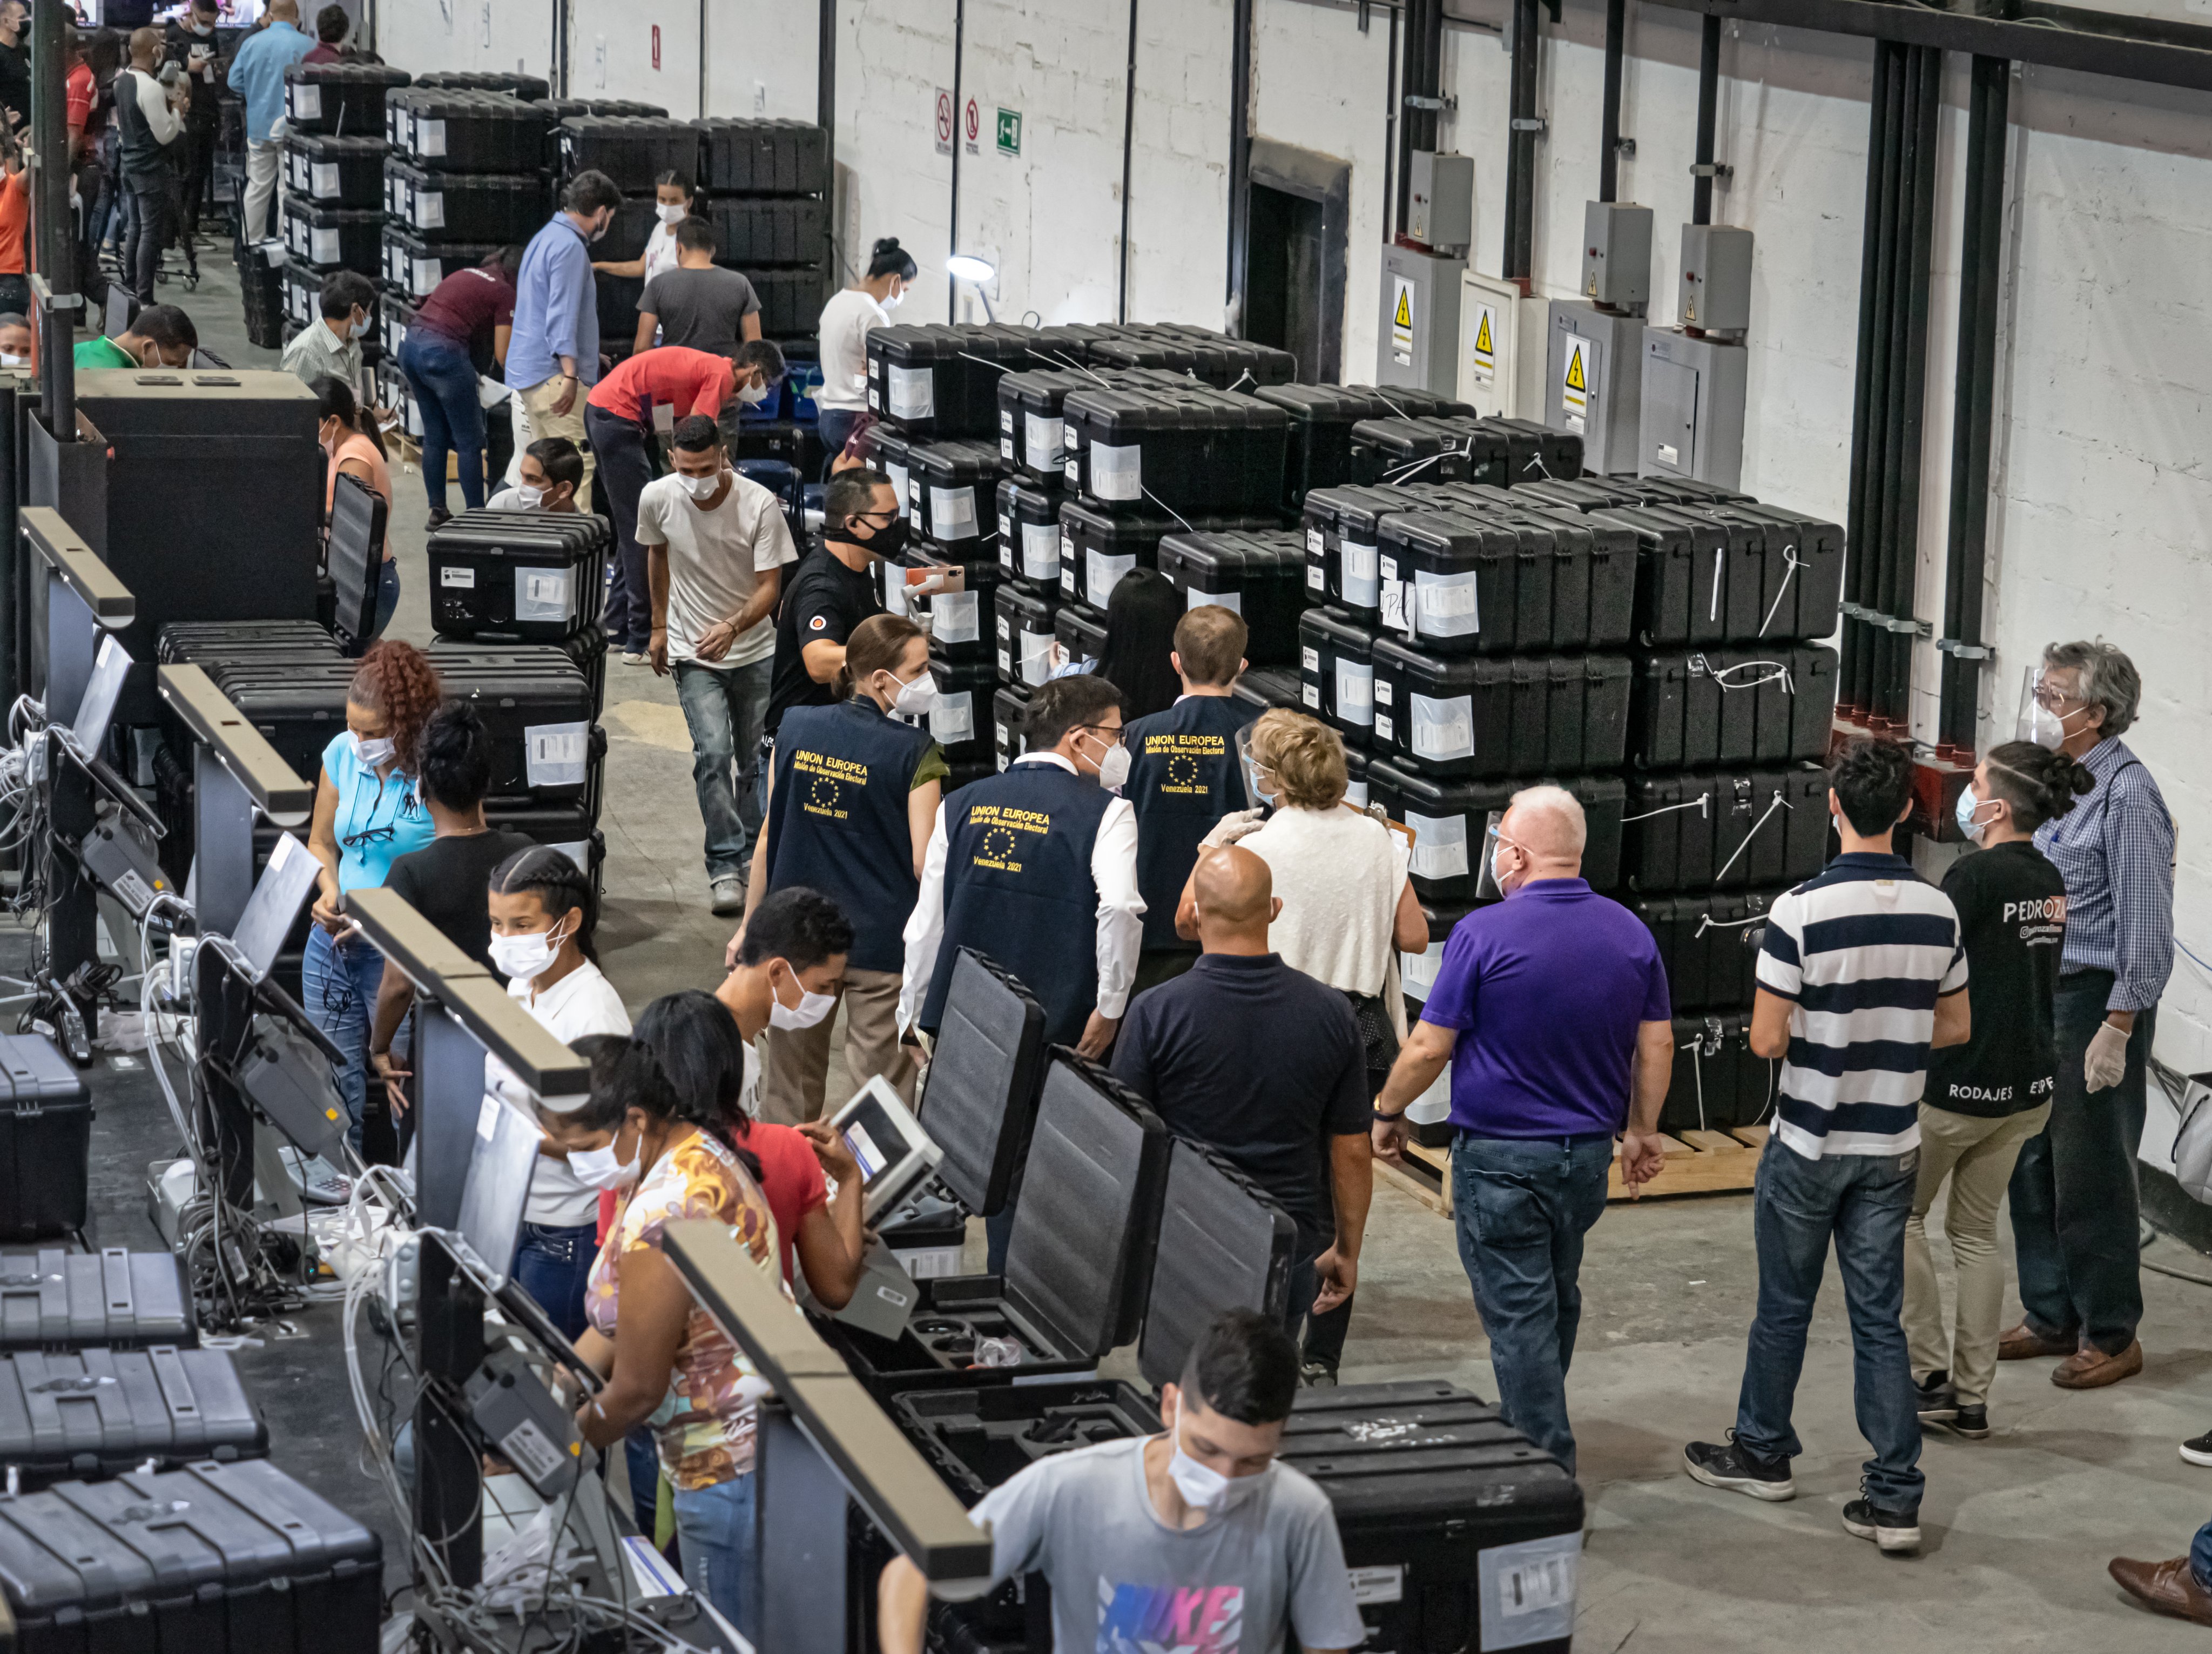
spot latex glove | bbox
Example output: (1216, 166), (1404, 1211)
(1200, 808), (1265, 850)
(2085, 1020), (2129, 1092)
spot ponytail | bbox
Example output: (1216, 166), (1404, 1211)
(566, 1034), (755, 1175)
(1984, 739), (2099, 835)
(835, 613), (925, 701)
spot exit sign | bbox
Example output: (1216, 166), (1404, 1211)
(996, 107), (1021, 155)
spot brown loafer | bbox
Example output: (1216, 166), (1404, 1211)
(2110, 1556), (2212, 1626)
(1998, 1323), (2076, 1360)
(2054, 1339), (2144, 1390)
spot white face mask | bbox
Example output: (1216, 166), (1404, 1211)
(1490, 839), (1525, 897)
(0, 353), (25, 368)
(887, 668), (936, 716)
(516, 483), (545, 509)
(1165, 1398), (1271, 1518)
(767, 967), (836, 1032)
(656, 203), (686, 226)
(1083, 729), (1129, 792)
(490, 923), (567, 984)
(679, 470), (723, 501)
(354, 733), (396, 769)
(880, 284), (903, 312)
(567, 1133), (640, 1192)
(737, 381), (770, 407)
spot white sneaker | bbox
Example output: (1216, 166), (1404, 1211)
(622, 650), (648, 666)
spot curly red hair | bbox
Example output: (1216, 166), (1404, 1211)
(348, 641), (442, 776)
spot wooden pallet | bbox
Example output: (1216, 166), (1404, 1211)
(1375, 1140), (1453, 1216)
(1609, 1125), (1768, 1200)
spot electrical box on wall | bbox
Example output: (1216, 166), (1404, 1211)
(1378, 244), (1465, 394)
(1582, 201), (1654, 312)
(1456, 269), (1523, 417)
(1408, 151), (1474, 253)
(1545, 305), (1645, 475)
(1678, 224), (1754, 333)
(1637, 328), (1748, 489)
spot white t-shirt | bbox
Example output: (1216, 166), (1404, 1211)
(642, 221), (682, 287)
(634, 470), (798, 670)
(498, 960), (632, 1228)
(816, 287), (888, 412)
(1243, 804), (1411, 997)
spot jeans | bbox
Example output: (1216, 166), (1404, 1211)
(672, 1472), (758, 1642)
(512, 1221), (597, 1343)
(1734, 1136), (1923, 1509)
(625, 1427), (660, 1539)
(302, 925), (386, 1153)
(1452, 1133), (1614, 1474)
(2008, 969), (2154, 1356)
(584, 404), (655, 649)
(241, 137), (281, 244)
(817, 407), (862, 478)
(124, 178), (171, 300)
(399, 331), (487, 512)
(673, 658), (773, 880)
(2193, 1518), (2212, 1594)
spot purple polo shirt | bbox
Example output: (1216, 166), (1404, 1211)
(1422, 878), (1671, 1137)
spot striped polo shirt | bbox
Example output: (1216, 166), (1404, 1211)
(1757, 852), (1967, 1160)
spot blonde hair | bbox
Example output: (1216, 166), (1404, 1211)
(1248, 709), (1346, 810)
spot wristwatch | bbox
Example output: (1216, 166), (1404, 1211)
(1370, 1106), (1407, 1124)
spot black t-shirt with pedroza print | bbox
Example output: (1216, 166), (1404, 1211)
(1925, 839), (2068, 1118)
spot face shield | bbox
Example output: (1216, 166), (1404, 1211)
(2016, 662), (2089, 751)
(1234, 723), (1272, 810)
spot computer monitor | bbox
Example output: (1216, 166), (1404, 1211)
(830, 1075), (943, 1223)
(232, 831), (320, 976)
(71, 633), (131, 756)
(457, 1092), (541, 1279)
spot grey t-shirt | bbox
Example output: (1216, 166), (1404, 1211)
(964, 1437), (1365, 1654)
(639, 266), (761, 353)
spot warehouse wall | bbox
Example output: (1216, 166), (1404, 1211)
(369, 0), (2212, 1075)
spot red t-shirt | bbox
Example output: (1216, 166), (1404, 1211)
(745, 1122), (828, 1285)
(586, 346), (735, 428)
(0, 169), (26, 277)
(64, 62), (93, 136)
(411, 263), (517, 353)
(302, 43), (343, 64)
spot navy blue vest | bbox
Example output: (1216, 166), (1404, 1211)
(765, 699), (936, 974)
(920, 760), (1115, 1047)
(1121, 695), (1257, 951)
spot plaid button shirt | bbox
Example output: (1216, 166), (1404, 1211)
(2035, 735), (2174, 1012)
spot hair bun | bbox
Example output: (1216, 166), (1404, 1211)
(2067, 759), (2097, 797)
(873, 237), (901, 255)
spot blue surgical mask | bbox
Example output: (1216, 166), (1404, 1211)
(1955, 785), (1993, 844)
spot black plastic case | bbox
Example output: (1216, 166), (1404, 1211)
(280, 199), (381, 274)
(1154, 529), (1309, 667)
(386, 88), (548, 172)
(1298, 606), (1376, 747)
(698, 117), (830, 194)
(868, 324), (1037, 439)
(325, 472), (388, 655)
(382, 160), (547, 245)
(556, 115), (704, 191)
(707, 196), (826, 266)
(0, 1459), (382, 1654)
(282, 60), (410, 138)
(1061, 381), (1288, 516)
(1633, 889), (1784, 1011)
(994, 476), (1068, 591)
(922, 657), (1001, 767)
(1229, 667), (1304, 717)
(1253, 383), (1471, 507)
(1366, 761), (1624, 898)
(0, 1037), (91, 1243)
(0, 1347), (266, 1485)
(1665, 1013), (1773, 1133)
(0, 1251), (195, 1352)
(906, 438), (1007, 556)
(995, 586), (1061, 689)
(1279, 1382), (1584, 1654)
(995, 366), (1183, 484)
(1370, 641), (1629, 779)
(1083, 323), (1295, 389)
(157, 622), (340, 668)
(991, 683), (1031, 770)
(382, 225), (505, 299)
(1629, 644), (1839, 770)
(1623, 766), (1829, 891)
(280, 133), (386, 209)
(1055, 499), (1280, 609)
(918, 951), (1048, 1218)
(1051, 602), (1107, 670)
(426, 510), (615, 642)
(414, 70), (550, 98)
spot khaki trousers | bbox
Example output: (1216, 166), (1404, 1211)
(759, 966), (916, 1125)
(518, 374), (594, 505)
(1902, 1099), (2053, 1407)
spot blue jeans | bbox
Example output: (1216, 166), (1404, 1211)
(817, 408), (862, 479)
(302, 926), (386, 1153)
(1734, 1136), (1923, 1509)
(2193, 1518), (2212, 1594)
(673, 658), (772, 881)
(1452, 1133), (1614, 1474)
(672, 1472), (758, 1642)
(2008, 969), (2154, 1357)
(512, 1221), (597, 1342)
(625, 1427), (660, 1538)
(399, 331), (488, 513)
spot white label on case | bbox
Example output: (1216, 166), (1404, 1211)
(1306, 527), (1324, 556)
(1342, 538), (1380, 607)
(1410, 692), (1475, 762)
(440, 565), (476, 588)
(882, 461), (911, 520)
(1088, 441), (1142, 501)
(1301, 647), (1320, 673)
(1335, 660), (1375, 724)
(887, 365), (933, 421)
(1405, 808), (1470, 878)
(416, 117), (447, 158)
(1373, 711), (1395, 743)
(999, 409), (1014, 434)
(1478, 1533), (1579, 1650)
(311, 226), (340, 265)
(933, 590), (980, 643)
(413, 256), (441, 297)
(1379, 581), (1408, 631)
(414, 191), (446, 231)
(1345, 777), (1370, 809)
(1019, 628), (1056, 686)
(1415, 567), (1482, 637)
(311, 161), (339, 198)
(1000, 436), (1015, 461)
(1087, 549), (1135, 606)
(1190, 586), (1239, 615)
(1021, 521), (1060, 582)
(552, 840), (590, 874)
(1307, 563), (1324, 590)
(1374, 678), (1393, 705)
(291, 83), (322, 121)
(1303, 683), (1321, 708)
(516, 567), (574, 623)
(929, 690), (974, 744)
(1349, 1565), (1404, 1605)
(928, 486), (978, 540)
(524, 721), (590, 788)
(1025, 413), (1062, 470)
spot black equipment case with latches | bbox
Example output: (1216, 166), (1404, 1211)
(1664, 1013), (1772, 1133)
(906, 439), (1008, 559)
(1299, 606), (1377, 747)
(1278, 1381), (1584, 1654)
(992, 682), (1033, 770)
(381, 160), (547, 245)
(387, 88), (547, 172)
(0, 1250), (195, 1352)
(0, 1036), (92, 1242)
(994, 475), (1067, 591)
(1367, 761), (1625, 899)
(1624, 766), (1829, 892)
(1370, 640), (1629, 780)
(921, 657), (1000, 768)
(427, 510), (614, 642)
(283, 60), (409, 138)
(1633, 889), (1784, 1012)
(0, 1458), (382, 1654)
(281, 133), (386, 209)
(995, 586), (1061, 689)
(1051, 602), (1108, 671)
(0, 1347), (266, 1485)
(1630, 644), (1838, 770)
(1255, 384), (1471, 508)
(1155, 529), (1310, 668)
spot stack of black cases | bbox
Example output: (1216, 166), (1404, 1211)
(278, 63), (410, 349)
(692, 117), (831, 344)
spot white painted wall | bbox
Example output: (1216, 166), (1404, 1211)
(376, 0), (562, 87)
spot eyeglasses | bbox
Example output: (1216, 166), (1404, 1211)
(342, 824), (398, 850)
(2032, 683), (2083, 712)
(1080, 724), (1127, 749)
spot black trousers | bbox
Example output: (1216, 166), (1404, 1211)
(176, 120), (216, 266)
(123, 177), (171, 301)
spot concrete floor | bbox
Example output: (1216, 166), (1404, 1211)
(146, 246), (2212, 1648)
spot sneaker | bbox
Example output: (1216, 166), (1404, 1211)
(1945, 1404), (1990, 1440)
(2179, 1429), (2212, 1468)
(1683, 1434), (1795, 1502)
(1300, 1361), (1338, 1389)
(622, 650), (648, 666)
(1842, 1494), (1921, 1554)
(1915, 1373), (1959, 1424)
(709, 876), (745, 917)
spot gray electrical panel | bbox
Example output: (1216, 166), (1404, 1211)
(1638, 328), (1749, 489)
(1544, 304), (1645, 476)
(1378, 243), (1465, 393)
(1582, 201), (1653, 311)
(1679, 224), (1754, 333)
(1408, 151), (1474, 253)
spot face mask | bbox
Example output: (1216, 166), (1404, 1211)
(1092, 737), (1131, 792)
(880, 285), (904, 312)
(1165, 1399), (1270, 1518)
(1490, 841), (1523, 897)
(0, 353), (24, 367)
(767, 969), (837, 1032)
(354, 733), (396, 768)
(888, 669), (936, 716)
(1955, 785), (1995, 844)
(1242, 759), (1275, 806)
(2016, 703), (2084, 751)
(679, 470), (723, 501)
(737, 382), (770, 407)
(189, 19), (213, 33)
(843, 514), (909, 561)
(567, 1134), (640, 1192)
(490, 923), (567, 984)
(589, 216), (610, 244)
(517, 483), (545, 509)
(656, 203), (686, 225)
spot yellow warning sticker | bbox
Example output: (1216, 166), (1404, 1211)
(1394, 290), (1413, 328)
(1467, 304), (1496, 385)
(1560, 334), (1591, 432)
(1564, 346), (1587, 392)
(1390, 275), (1415, 365)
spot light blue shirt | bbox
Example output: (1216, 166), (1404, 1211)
(322, 731), (434, 893)
(508, 214), (600, 391)
(228, 20), (314, 144)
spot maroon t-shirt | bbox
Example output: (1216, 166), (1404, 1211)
(412, 264), (517, 355)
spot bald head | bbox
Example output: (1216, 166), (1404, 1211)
(1191, 845), (1280, 955)
(267, 0), (301, 20)
(1496, 785), (1586, 890)
(128, 26), (161, 64)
